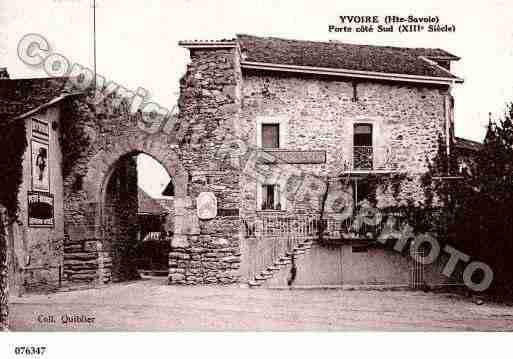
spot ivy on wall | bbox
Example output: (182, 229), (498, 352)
(59, 97), (94, 181)
(0, 118), (27, 218)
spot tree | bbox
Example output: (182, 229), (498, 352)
(434, 105), (513, 292)
(471, 107), (513, 290)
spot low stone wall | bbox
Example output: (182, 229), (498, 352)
(168, 195), (241, 285)
(63, 234), (99, 284)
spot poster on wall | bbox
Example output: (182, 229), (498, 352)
(31, 139), (50, 192)
(31, 118), (49, 141)
(27, 191), (54, 227)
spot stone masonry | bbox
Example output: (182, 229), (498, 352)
(238, 73), (452, 214)
(168, 46), (243, 285)
(60, 36), (455, 286)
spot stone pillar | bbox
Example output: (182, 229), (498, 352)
(169, 196), (199, 284)
(63, 224), (100, 284)
(172, 41), (243, 285)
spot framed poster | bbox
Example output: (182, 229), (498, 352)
(27, 191), (54, 227)
(31, 118), (49, 142)
(31, 139), (50, 192)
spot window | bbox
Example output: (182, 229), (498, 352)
(261, 184), (281, 210)
(354, 124), (372, 146)
(261, 124), (280, 148)
(353, 123), (373, 170)
(352, 179), (370, 207)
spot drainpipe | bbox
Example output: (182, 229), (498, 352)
(445, 81), (456, 174)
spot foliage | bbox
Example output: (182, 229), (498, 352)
(0, 117), (27, 331)
(427, 104), (513, 292)
(0, 118), (28, 219)
(60, 97), (94, 180)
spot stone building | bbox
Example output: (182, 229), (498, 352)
(175, 34), (464, 287)
(0, 76), (76, 293)
(1, 34), (471, 290)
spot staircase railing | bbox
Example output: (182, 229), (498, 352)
(242, 215), (317, 280)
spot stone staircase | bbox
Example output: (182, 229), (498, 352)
(248, 238), (313, 287)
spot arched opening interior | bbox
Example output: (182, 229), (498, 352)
(102, 152), (174, 283)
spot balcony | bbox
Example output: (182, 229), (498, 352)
(353, 146), (373, 170)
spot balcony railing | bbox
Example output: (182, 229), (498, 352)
(353, 146), (373, 170)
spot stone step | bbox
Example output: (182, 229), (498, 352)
(260, 269), (274, 277)
(254, 274), (268, 281)
(276, 261), (290, 266)
(248, 280), (261, 287)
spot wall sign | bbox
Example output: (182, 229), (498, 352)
(260, 150), (326, 164)
(217, 208), (239, 217)
(27, 191), (54, 227)
(31, 139), (50, 192)
(196, 192), (217, 220)
(31, 118), (49, 141)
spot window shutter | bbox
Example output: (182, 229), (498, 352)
(274, 184), (281, 210)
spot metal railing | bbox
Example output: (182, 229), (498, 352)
(242, 209), (415, 243)
(353, 146), (373, 170)
(242, 215), (316, 281)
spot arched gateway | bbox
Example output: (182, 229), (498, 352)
(62, 38), (244, 286)
(63, 122), (189, 284)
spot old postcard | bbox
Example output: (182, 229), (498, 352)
(1, 0), (513, 357)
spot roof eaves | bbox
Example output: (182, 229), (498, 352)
(178, 39), (237, 49)
(418, 56), (463, 82)
(11, 91), (86, 121)
(241, 61), (463, 85)
(455, 137), (483, 152)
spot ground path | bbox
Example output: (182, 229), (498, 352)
(10, 277), (513, 331)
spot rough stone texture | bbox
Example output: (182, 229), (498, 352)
(169, 47), (243, 285)
(238, 73), (452, 213)
(102, 155), (139, 282)
(61, 93), (186, 284)
(6, 39), (454, 289)
(61, 46), (245, 286)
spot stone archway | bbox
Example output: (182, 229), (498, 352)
(63, 130), (188, 285)
(63, 39), (244, 286)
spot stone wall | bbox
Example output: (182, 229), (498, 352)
(58, 43), (453, 287)
(238, 72), (452, 214)
(169, 46), (243, 285)
(61, 93), (185, 284)
(102, 154), (139, 282)
(11, 105), (65, 292)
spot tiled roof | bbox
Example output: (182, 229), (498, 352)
(455, 137), (483, 153)
(237, 34), (459, 79)
(0, 77), (69, 120)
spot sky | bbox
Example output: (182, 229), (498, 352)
(2, 0), (513, 196)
